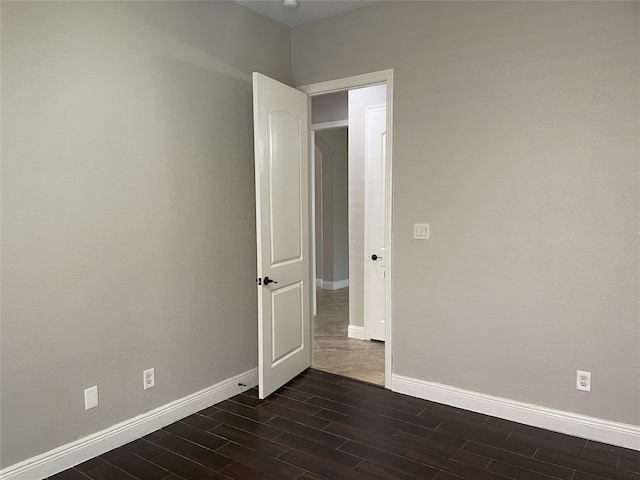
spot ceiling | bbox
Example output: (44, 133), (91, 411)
(234, 0), (379, 28)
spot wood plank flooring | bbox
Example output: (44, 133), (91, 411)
(50, 369), (640, 480)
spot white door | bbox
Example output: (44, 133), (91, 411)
(253, 72), (311, 399)
(363, 105), (387, 341)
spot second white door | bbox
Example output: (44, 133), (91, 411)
(363, 105), (387, 342)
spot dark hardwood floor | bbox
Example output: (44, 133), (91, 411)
(50, 369), (640, 480)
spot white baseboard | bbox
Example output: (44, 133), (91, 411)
(392, 374), (640, 451)
(348, 325), (367, 340)
(318, 279), (349, 290)
(0, 368), (258, 480)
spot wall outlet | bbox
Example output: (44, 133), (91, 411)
(576, 370), (591, 392)
(84, 386), (98, 410)
(143, 368), (155, 390)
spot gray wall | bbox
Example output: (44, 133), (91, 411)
(293, 1), (640, 424)
(315, 134), (334, 283)
(317, 128), (349, 284)
(330, 128), (349, 284)
(312, 91), (349, 125)
(1, 0), (290, 467)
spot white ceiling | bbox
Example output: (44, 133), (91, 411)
(234, 0), (379, 28)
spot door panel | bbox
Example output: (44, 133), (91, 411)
(253, 72), (311, 399)
(271, 282), (304, 365)
(269, 109), (302, 264)
(364, 105), (387, 341)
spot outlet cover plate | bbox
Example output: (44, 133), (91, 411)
(576, 370), (591, 392)
(144, 368), (155, 390)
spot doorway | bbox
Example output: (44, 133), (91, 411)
(312, 124), (385, 385)
(300, 71), (393, 387)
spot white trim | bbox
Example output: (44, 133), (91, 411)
(383, 72), (394, 390)
(335, 279), (349, 289)
(392, 374), (640, 451)
(316, 278), (323, 287)
(299, 69), (394, 389)
(298, 69), (393, 96)
(320, 279), (349, 290)
(311, 130), (318, 317)
(311, 119), (348, 131)
(0, 369), (259, 480)
(347, 325), (367, 340)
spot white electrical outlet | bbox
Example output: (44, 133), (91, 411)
(143, 368), (155, 390)
(576, 370), (591, 392)
(84, 386), (99, 410)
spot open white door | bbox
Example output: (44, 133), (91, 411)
(363, 105), (387, 341)
(253, 72), (311, 399)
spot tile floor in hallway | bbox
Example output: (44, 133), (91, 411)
(312, 287), (385, 385)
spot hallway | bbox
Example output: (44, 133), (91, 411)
(313, 287), (385, 385)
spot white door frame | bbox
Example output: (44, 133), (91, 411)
(299, 69), (394, 388)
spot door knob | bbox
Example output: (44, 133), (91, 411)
(371, 254), (382, 261)
(263, 276), (278, 286)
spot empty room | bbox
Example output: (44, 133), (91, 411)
(1, 1), (638, 479)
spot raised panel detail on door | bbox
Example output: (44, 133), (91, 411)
(269, 109), (302, 266)
(271, 282), (304, 365)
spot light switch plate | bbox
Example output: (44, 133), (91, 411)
(84, 386), (98, 410)
(414, 223), (430, 240)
